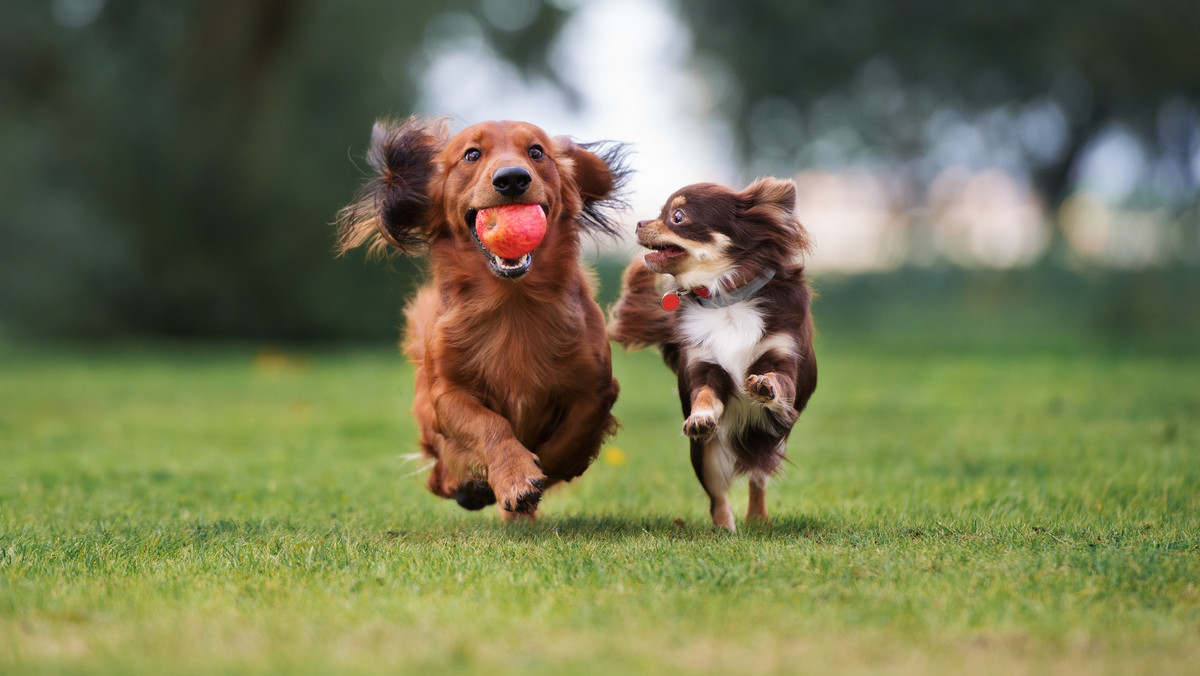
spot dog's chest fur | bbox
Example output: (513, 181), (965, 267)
(677, 299), (784, 447)
(677, 300), (768, 385)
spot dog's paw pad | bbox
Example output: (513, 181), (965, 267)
(509, 489), (543, 513)
(683, 412), (718, 440)
(746, 375), (777, 403)
(500, 477), (545, 514)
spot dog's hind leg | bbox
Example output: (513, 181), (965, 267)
(422, 434), (497, 510)
(534, 375), (619, 481)
(747, 471), (769, 524)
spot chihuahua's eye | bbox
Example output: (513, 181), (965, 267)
(528, 145), (544, 161)
(672, 209), (685, 224)
(463, 148), (481, 163)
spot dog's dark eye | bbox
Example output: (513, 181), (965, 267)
(672, 209), (685, 224)
(463, 148), (482, 163)
(528, 145), (544, 161)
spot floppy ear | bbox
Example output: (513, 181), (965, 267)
(552, 136), (632, 239)
(740, 177), (811, 255)
(336, 116), (448, 257)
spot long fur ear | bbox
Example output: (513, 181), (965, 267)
(336, 116), (448, 257)
(740, 177), (812, 256)
(552, 136), (633, 239)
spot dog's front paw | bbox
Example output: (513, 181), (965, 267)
(683, 411), (718, 440)
(745, 374), (777, 404)
(453, 480), (497, 511)
(495, 472), (546, 515)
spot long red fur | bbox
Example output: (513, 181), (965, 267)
(338, 118), (628, 520)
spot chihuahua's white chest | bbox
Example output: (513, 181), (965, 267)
(678, 301), (767, 384)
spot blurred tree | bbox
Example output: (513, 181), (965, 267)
(0, 0), (568, 340)
(671, 0), (1200, 254)
(4, 0), (1196, 340)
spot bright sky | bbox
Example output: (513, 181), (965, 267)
(415, 0), (737, 253)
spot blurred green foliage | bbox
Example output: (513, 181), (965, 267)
(677, 0), (1200, 207)
(0, 0), (567, 340)
(2, 0), (1198, 341)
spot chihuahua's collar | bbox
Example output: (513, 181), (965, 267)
(661, 268), (776, 311)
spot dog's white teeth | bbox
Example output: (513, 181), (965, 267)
(493, 254), (530, 269)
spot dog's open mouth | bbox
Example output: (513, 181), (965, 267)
(644, 243), (687, 266)
(465, 207), (543, 279)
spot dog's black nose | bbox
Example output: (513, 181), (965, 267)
(492, 166), (532, 197)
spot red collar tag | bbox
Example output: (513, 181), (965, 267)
(660, 292), (681, 311)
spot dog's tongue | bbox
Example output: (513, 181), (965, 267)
(475, 204), (546, 259)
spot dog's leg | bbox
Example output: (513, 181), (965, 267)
(494, 375), (616, 523)
(413, 367), (490, 504)
(690, 437), (737, 532)
(534, 377), (619, 481)
(681, 362), (737, 530)
(682, 361), (732, 440)
(683, 385), (724, 440)
(745, 340), (809, 425)
(747, 471), (769, 524)
(432, 437), (497, 511)
(499, 506), (539, 523)
(745, 372), (798, 421)
(433, 389), (546, 515)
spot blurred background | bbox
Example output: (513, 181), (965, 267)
(2, 0), (1198, 345)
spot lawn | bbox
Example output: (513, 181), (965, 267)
(1, 332), (1198, 675)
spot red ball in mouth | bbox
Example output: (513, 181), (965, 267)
(475, 204), (547, 259)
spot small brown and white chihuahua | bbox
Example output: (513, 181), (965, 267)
(609, 178), (817, 531)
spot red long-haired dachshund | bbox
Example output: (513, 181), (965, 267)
(337, 117), (629, 520)
(609, 178), (817, 531)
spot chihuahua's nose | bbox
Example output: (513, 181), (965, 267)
(636, 220), (649, 233)
(492, 166), (532, 197)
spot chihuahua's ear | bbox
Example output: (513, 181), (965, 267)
(552, 136), (632, 239)
(740, 177), (811, 255)
(740, 176), (797, 213)
(336, 117), (449, 257)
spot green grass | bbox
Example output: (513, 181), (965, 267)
(1, 335), (1198, 675)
